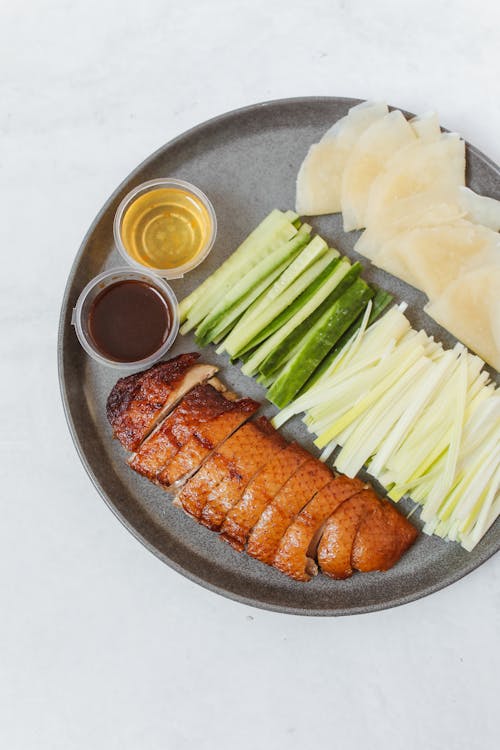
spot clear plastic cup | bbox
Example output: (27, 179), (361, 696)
(72, 267), (180, 370)
(113, 178), (217, 279)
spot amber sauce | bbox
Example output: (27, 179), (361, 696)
(88, 280), (171, 362)
(120, 187), (212, 270)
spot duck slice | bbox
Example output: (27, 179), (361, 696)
(157, 397), (259, 489)
(317, 489), (380, 579)
(199, 420), (287, 531)
(177, 417), (282, 523)
(246, 458), (332, 565)
(220, 442), (311, 551)
(273, 475), (367, 582)
(128, 382), (234, 480)
(352, 499), (418, 572)
(106, 353), (217, 451)
(177, 417), (276, 520)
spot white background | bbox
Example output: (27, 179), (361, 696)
(1, 1), (499, 748)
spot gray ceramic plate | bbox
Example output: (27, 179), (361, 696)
(58, 97), (500, 616)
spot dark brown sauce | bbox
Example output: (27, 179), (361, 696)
(88, 280), (171, 362)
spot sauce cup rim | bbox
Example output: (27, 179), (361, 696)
(113, 177), (217, 279)
(71, 266), (180, 370)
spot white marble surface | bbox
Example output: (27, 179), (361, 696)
(1, 1), (499, 748)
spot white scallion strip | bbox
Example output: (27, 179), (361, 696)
(369, 350), (456, 478)
(420, 352), (468, 522)
(315, 332), (427, 449)
(274, 303), (499, 551)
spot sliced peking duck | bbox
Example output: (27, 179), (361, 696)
(129, 380), (239, 480)
(106, 353), (217, 451)
(157, 396), (259, 488)
(246, 458), (333, 565)
(274, 475), (367, 581)
(220, 442), (311, 551)
(107, 355), (418, 583)
(178, 417), (285, 524)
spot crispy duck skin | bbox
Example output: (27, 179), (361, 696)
(274, 476), (367, 582)
(317, 489), (380, 579)
(220, 442), (311, 551)
(178, 418), (281, 522)
(246, 457), (332, 565)
(106, 353), (217, 451)
(128, 383), (235, 480)
(108, 356), (419, 583)
(156, 397), (259, 488)
(199, 421), (287, 531)
(351, 500), (418, 572)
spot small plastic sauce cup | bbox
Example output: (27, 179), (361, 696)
(113, 178), (217, 279)
(72, 267), (180, 370)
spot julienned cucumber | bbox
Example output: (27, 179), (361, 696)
(267, 279), (374, 408)
(178, 210), (394, 407)
(195, 225), (312, 345)
(299, 288), (393, 394)
(235, 256), (342, 360)
(181, 210), (293, 325)
(256, 372), (275, 387)
(195, 252), (299, 346)
(180, 208), (297, 322)
(222, 244), (337, 358)
(219, 234), (331, 351)
(259, 262), (363, 378)
(240, 258), (350, 376)
(241, 235), (331, 323)
(180, 209), (298, 332)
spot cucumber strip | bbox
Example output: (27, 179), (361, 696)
(256, 372), (275, 387)
(196, 253), (299, 346)
(232, 234), (329, 330)
(180, 208), (294, 322)
(298, 288), (393, 394)
(266, 279), (374, 407)
(236, 346), (257, 363)
(240, 258), (349, 376)
(259, 262), (363, 378)
(235, 256), (341, 358)
(180, 209), (291, 322)
(249, 235), (331, 313)
(179, 210), (298, 330)
(223, 246), (337, 358)
(216, 285), (271, 355)
(194, 226), (311, 345)
(212, 316), (243, 345)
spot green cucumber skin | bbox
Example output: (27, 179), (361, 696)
(256, 372), (274, 387)
(267, 280), (374, 408)
(236, 258), (342, 358)
(298, 289), (393, 394)
(225, 243), (333, 358)
(180, 208), (394, 411)
(234, 346), (258, 364)
(194, 230), (311, 345)
(259, 262), (363, 378)
(180, 210), (297, 329)
(195, 252), (298, 347)
(179, 209), (289, 321)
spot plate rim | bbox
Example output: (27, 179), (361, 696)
(58, 96), (500, 616)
